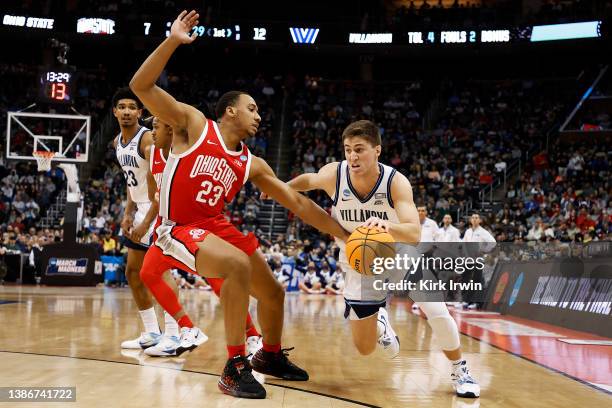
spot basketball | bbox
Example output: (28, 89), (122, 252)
(345, 227), (396, 276)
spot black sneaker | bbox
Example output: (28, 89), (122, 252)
(251, 347), (309, 381)
(218, 355), (266, 399)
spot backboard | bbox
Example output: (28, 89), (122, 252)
(6, 111), (90, 163)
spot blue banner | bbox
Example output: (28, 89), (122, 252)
(46, 257), (88, 276)
(101, 255), (125, 284)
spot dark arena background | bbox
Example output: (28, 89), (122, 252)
(0, 1), (611, 407)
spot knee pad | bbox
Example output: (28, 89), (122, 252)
(416, 302), (460, 351)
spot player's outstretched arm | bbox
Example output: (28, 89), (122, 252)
(250, 157), (349, 241)
(287, 162), (338, 194)
(129, 10), (205, 132)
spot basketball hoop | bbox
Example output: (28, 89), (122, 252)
(33, 150), (56, 172)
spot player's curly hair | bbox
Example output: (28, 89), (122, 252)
(342, 120), (381, 146)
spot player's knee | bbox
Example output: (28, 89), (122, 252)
(418, 302), (461, 350)
(224, 252), (251, 283)
(125, 264), (142, 283)
(139, 264), (157, 286)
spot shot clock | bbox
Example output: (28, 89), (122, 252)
(39, 68), (75, 103)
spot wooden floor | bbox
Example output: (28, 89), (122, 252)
(0, 286), (609, 407)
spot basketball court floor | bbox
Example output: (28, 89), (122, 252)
(0, 286), (610, 407)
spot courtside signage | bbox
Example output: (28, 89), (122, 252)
(46, 258), (89, 276)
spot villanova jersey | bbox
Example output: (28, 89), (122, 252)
(332, 161), (400, 301)
(332, 160), (399, 233)
(116, 126), (150, 203)
(159, 119), (251, 225)
(332, 161), (418, 302)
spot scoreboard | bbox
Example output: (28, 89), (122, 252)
(1, 13), (603, 46)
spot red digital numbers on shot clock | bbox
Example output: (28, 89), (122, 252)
(39, 69), (74, 103)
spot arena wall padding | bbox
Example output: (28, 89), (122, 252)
(485, 258), (612, 338)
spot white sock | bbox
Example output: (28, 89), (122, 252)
(139, 307), (161, 334)
(163, 311), (179, 337)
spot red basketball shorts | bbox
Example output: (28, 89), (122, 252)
(144, 215), (259, 275)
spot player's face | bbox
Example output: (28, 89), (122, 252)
(417, 206), (427, 222)
(151, 117), (172, 149)
(443, 214), (452, 226)
(113, 98), (142, 127)
(228, 94), (261, 138)
(343, 136), (381, 176)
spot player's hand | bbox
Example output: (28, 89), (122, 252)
(130, 223), (148, 243)
(170, 10), (200, 44)
(361, 216), (390, 232)
(259, 191), (272, 200)
(120, 217), (133, 239)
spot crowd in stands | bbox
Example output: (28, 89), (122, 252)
(488, 142), (611, 244)
(422, 79), (570, 214)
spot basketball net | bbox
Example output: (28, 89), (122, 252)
(33, 150), (56, 172)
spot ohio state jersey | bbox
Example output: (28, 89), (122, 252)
(149, 145), (167, 190)
(159, 119), (252, 225)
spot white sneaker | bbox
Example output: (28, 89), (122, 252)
(176, 327), (208, 356)
(451, 360), (480, 398)
(467, 303), (479, 310)
(376, 307), (400, 359)
(246, 335), (263, 360)
(121, 332), (162, 349)
(144, 334), (181, 357)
